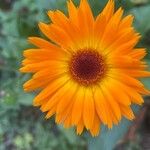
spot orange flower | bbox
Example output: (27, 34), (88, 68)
(20, 0), (150, 136)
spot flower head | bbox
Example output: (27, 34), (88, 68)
(20, 0), (150, 136)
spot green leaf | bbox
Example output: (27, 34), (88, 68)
(88, 120), (131, 150)
(130, 5), (150, 34)
(141, 59), (150, 89)
(88, 106), (140, 150)
(18, 93), (33, 106)
(58, 125), (78, 145)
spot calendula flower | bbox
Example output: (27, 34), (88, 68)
(20, 0), (150, 136)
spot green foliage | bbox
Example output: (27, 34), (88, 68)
(0, 0), (150, 150)
(0, 106), (86, 150)
(88, 121), (131, 150)
(130, 5), (150, 58)
(88, 106), (140, 150)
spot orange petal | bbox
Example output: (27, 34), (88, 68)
(28, 37), (64, 53)
(83, 88), (95, 130)
(101, 0), (115, 22)
(38, 22), (72, 50)
(129, 48), (147, 60)
(107, 79), (131, 106)
(94, 87), (112, 127)
(45, 107), (56, 119)
(71, 87), (85, 125)
(90, 113), (100, 137)
(119, 15), (134, 29)
(120, 105), (135, 120)
(20, 60), (66, 73)
(119, 69), (150, 77)
(110, 71), (146, 89)
(67, 0), (78, 25)
(23, 78), (50, 92)
(76, 118), (84, 135)
(56, 81), (78, 114)
(101, 82), (121, 122)
(33, 75), (69, 106)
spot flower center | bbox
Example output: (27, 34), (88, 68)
(69, 50), (106, 86)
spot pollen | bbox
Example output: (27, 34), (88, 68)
(69, 50), (106, 86)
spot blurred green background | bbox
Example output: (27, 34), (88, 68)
(0, 0), (150, 150)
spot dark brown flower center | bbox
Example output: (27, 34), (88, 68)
(69, 50), (106, 86)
